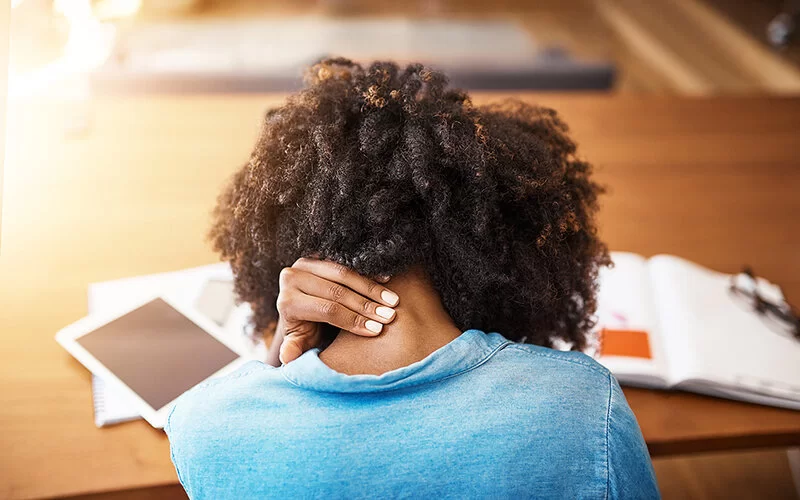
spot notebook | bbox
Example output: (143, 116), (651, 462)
(87, 264), (264, 427)
(90, 374), (140, 427)
(595, 252), (800, 410)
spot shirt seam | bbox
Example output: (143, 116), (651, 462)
(605, 371), (613, 500)
(504, 344), (610, 376)
(165, 405), (188, 491)
(184, 364), (267, 392)
(280, 340), (513, 394)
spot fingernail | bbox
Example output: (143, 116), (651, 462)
(381, 290), (399, 306)
(365, 320), (383, 334)
(377, 275), (391, 283)
(376, 306), (395, 319)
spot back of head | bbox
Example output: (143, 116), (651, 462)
(210, 58), (609, 350)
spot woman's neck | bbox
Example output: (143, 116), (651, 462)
(318, 268), (462, 375)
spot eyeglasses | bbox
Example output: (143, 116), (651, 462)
(729, 267), (800, 342)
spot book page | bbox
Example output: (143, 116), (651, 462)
(648, 255), (800, 401)
(594, 252), (671, 388)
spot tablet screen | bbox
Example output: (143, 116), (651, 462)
(76, 298), (240, 410)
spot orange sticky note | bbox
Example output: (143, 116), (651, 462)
(599, 329), (652, 359)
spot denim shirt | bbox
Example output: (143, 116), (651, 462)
(166, 330), (659, 499)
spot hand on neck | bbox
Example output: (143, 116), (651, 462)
(318, 267), (462, 376)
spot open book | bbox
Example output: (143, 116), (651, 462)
(595, 252), (800, 410)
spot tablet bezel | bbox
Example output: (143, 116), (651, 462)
(56, 293), (250, 428)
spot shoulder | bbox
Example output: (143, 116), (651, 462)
(165, 360), (291, 485)
(496, 341), (658, 496)
(486, 340), (618, 439)
(481, 338), (616, 427)
(164, 361), (285, 496)
(176, 359), (275, 400)
(497, 340), (613, 388)
(165, 360), (282, 436)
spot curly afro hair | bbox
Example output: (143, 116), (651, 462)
(210, 58), (610, 350)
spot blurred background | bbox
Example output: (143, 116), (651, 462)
(3, 1), (800, 499)
(8, 0), (800, 97)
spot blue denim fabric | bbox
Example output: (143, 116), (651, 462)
(166, 330), (659, 499)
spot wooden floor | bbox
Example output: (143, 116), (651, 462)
(154, 0), (800, 95)
(12, 0), (800, 94)
(595, 0), (800, 94)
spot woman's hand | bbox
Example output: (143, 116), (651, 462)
(267, 258), (400, 366)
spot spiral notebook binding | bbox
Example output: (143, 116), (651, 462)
(91, 375), (106, 428)
(91, 374), (140, 427)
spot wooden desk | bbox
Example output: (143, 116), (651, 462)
(1, 94), (799, 499)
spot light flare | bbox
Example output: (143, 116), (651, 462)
(9, 0), (141, 96)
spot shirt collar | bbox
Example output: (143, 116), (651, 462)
(280, 329), (511, 393)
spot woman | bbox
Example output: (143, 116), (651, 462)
(166, 58), (659, 499)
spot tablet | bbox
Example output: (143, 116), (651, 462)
(56, 295), (249, 428)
